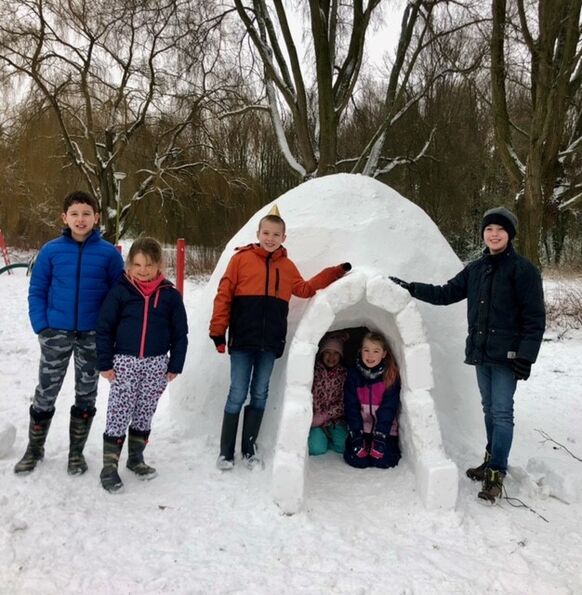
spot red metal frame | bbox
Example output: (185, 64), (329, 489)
(175, 238), (185, 295)
(0, 229), (12, 274)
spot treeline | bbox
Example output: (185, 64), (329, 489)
(0, 1), (581, 265)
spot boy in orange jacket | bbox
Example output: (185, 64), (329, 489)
(210, 209), (351, 470)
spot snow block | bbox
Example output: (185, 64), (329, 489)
(274, 389), (312, 453)
(366, 274), (410, 314)
(0, 420), (16, 458)
(400, 390), (447, 454)
(285, 340), (319, 389)
(395, 301), (426, 346)
(417, 452), (459, 510)
(293, 299), (335, 345)
(320, 272), (366, 314)
(272, 449), (306, 515)
(398, 390), (458, 510)
(401, 344), (434, 391)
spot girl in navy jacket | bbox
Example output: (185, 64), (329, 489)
(344, 331), (401, 469)
(96, 237), (188, 492)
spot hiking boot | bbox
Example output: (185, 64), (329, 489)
(100, 434), (125, 493)
(126, 428), (157, 480)
(466, 451), (491, 482)
(14, 406), (55, 474)
(217, 411), (240, 471)
(67, 405), (96, 475)
(478, 468), (506, 503)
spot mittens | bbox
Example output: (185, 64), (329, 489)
(341, 262), (352, 272)
(210, 335), (226, 354)
(349, 430), (367, 459)
(370, 432), (387, 460)
(512, 357), (531, 380)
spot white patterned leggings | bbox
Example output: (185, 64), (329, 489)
(105, 354), (169, 437)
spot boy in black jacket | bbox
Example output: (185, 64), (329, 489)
(390, 207), (545, 502)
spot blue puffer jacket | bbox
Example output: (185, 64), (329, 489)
(96, 274), (189, 374)
(28, 229), (124, 333)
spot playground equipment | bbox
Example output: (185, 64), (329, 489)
(0, 229), (34, 275)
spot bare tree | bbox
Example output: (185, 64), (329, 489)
(230, 0), (480, 179)
(0, 0), (225, 241)
(491, 0), (582, 264)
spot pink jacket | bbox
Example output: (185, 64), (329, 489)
(311, 361), (347, 427)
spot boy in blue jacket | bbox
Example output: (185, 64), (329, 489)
(14, 191), (124, 476)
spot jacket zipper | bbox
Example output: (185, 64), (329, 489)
(74, 240), (87, 330)
(261, 253), (272, 347)
(368, 385), (376, 434)
(139, 295), (150, 358)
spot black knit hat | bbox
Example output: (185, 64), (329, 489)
(481, 207), (518, 241)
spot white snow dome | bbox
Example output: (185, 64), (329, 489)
(171, 173), (482, 514)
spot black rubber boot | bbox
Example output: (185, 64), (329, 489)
(466, 451), (491, 481)
(241, 406), (264, 469)
(478, 468), (506, 503)
(126, 428), (157, 480)
(67, 405), (96, 476)
(100, 434), (126, 493)
(216, 411), (240, 470)
(14, 406), (55, 474)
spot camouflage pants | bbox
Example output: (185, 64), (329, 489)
(33, 329), (99, 412)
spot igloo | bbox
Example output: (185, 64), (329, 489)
(171, 173), (483, 514)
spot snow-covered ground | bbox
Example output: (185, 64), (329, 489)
(1, 271), (582, 594)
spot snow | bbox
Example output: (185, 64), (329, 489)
(173, 175), (480, 512)
(2, 222), (582, 593)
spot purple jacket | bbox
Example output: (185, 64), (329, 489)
(344, 361), (400, 436)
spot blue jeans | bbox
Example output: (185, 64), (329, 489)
(224, 349), (277, 414)
(476, 364), (517, 473)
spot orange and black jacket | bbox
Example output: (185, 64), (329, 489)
(210, 243), (346, 358)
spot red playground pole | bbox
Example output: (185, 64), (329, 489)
(176, 238), (185, 295)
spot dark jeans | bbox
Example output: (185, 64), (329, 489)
(476, 364), (517, 473)
(224, 349), (276, 414)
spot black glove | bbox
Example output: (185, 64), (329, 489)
(370, 431), (386, 460)
(389, 276), (411, 292)
(210, 335), (226, 354)
(341, 262), (352, 272)
(349, 430), (367, 459)
(512, 357), (531, 381)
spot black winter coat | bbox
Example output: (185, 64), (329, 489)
(96, 274), (188, 373)
(410, 245), (545, 367)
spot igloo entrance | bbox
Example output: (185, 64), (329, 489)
(272, 271), (458, 514)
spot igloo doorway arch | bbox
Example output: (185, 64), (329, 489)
(272, 270), (458, 514)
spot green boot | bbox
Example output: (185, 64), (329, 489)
(100, 434), (125, 493)
(241, 406), (264, 470)
(67, 405), (96, 476)
(466, 451), (491, 481)
(14, 406), (55, 474)
(126, 428), (157, 480)
(478, 468), (506, 503)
